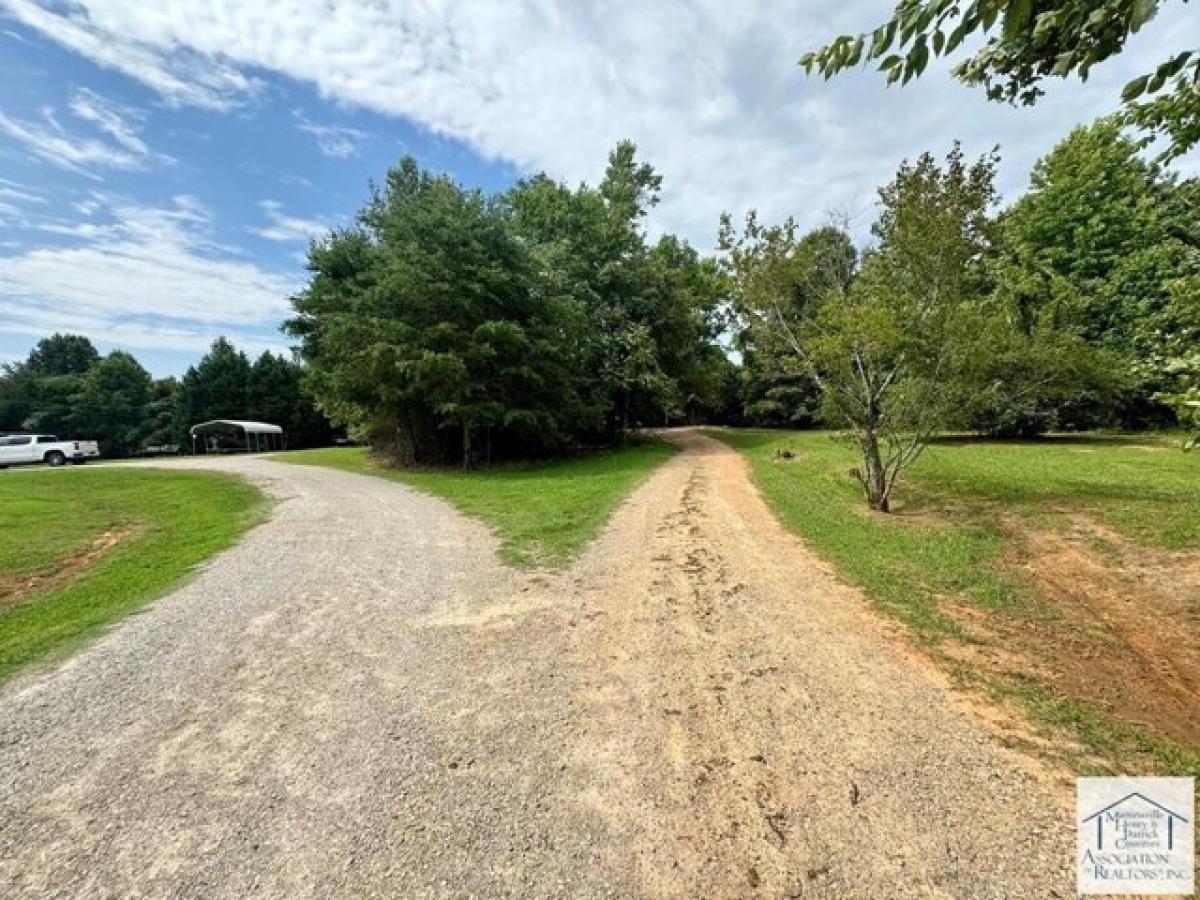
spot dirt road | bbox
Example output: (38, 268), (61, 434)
(0, 432), (1073, 897)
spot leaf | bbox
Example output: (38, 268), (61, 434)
(1122, 74), (1150, 101)
(1002, 0), (1032, 42)
(1051, 51), (1076, 77)
(1159, 51), (1194, 79)
(932, 29), (945, 55)
(908, 37), (930, 77)
(1129, 0), (1160, 32)
(945, 22), (968, 54)
(980, 2), (999, 32)
(871, 23), (894, 57)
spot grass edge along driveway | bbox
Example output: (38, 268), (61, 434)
(709, 428), (1200, 777)
(0, 468), (265, 684)
(276, 439), (676, 569)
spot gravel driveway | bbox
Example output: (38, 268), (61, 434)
(0, 440), (1076, 898)
(0, 457), (626, 898)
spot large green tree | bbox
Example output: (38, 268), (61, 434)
(800, 0), (1199, 160)
(998, 119), (1199, 424)
(25, 333), (99, 377)
(289, 157), (575, 466)
(247, 352), (333, 449)
(174, 337), (252, 440)
(0, 334), (100, 436)
(290, 145), (728, 466)
(70, 351), (154, 457)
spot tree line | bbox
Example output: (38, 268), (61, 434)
(3, 116), (1193, 504)
(0, 334), (332, 456)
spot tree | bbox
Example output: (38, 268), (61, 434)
(70, 351), (154, 457)
(290, 146), (728, 466)
(144, 378), (180, 447)
(998, 120), (1199, 425)
(174, 337), (252, 440)
(1159, 353), (1200, 449)
(247, 352), (332, 449)
(0, 361), (39, 432)
(800, 0), (1199, 160)
(288, 157), (574, 466)
(724, 147), (998, 511)
(949, 317), (1128, 436)
(25, 333), (99, 376)
(1, 334), (99, 435)
(721, 220), (856, 427)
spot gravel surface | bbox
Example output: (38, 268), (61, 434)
(0, 438), (1076, 898)
(0, 457), (626, 898)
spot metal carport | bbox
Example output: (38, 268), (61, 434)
(189, 420), (285, 454)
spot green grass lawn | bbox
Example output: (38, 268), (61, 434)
(276, 440), (676, 568)
(0, 468), (264, 682)
(710, 428), (1200, 774)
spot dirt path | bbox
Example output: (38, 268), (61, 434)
(0, 434), (1074, 898)
(548, 431), (1074, 896)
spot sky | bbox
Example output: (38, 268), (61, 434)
(0, 0), (1195, 377)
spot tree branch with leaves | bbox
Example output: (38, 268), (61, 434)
(800, 1), (1199, 160)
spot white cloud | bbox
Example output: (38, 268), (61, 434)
(68, 88), (155, 158)
(0, 178), (45, 223)
(0, 178), (45, 205)
(0, 107), (138, 176)
(294, 112), (369, 158)
(0, 194), (296, 354)
(250, 200), (331, 243)
(0, 0), (254, 111)
(2, 0), (1195, 246)
(0, 88), (171, 176)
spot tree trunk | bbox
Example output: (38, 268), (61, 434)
(462, 421), (472, 472)
(620, 390), (629, 445)
(861, 427), (890, 512)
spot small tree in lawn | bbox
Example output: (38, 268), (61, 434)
(723, 145), (998, 511)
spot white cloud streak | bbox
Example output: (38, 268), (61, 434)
(294, 112), (369, 158)
(0, 194), (296, 354)
(250, 200), (332, 243)
(68, 87), (150, 157)
(0, 107), (139, 176)
(0, 88), (171, 175)
(1, 0), (254, 110)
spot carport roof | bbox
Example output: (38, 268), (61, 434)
(189, 419), (283, 436)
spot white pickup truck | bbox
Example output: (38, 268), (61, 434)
(0, 434), (101, 468)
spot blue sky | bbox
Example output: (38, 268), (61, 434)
(0, 0), (1194, 376)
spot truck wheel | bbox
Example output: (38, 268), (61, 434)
(44, 451), (66, 467)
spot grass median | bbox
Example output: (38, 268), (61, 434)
(276, 439), (676, 569)
(0, 467), (264, 682)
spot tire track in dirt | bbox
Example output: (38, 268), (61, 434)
(554, 430), (1074, 898)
